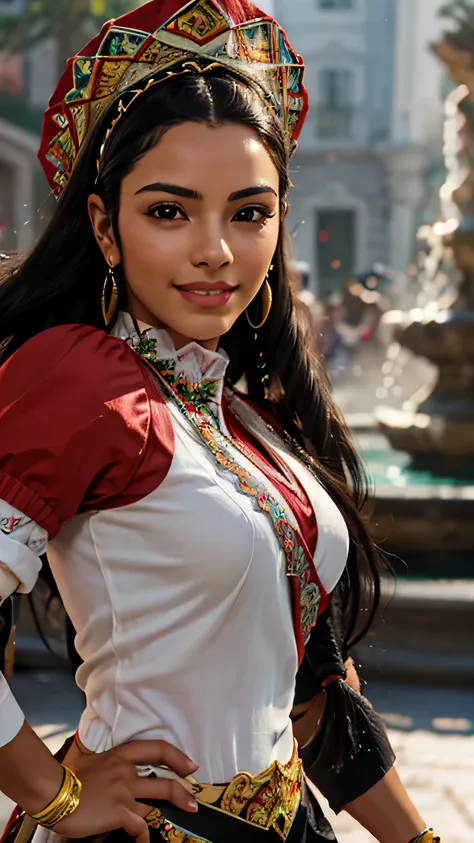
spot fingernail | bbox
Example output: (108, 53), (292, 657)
(180, 778), (200, 796)
(187, 799), (199, 812)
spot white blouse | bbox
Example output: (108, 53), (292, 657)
(0, 316), (349, 783)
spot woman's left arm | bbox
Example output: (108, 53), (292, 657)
(344, 767), (427, 843)
(292, 663), (430, 843)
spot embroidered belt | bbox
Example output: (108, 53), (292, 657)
(146, 740), (303, 843)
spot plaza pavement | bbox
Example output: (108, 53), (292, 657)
(0, 671), (473, 842)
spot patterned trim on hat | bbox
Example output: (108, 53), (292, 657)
(39, 0), (308, 196)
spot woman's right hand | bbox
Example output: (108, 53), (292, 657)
(54, 740), (199, 843)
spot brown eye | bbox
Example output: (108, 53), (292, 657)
(232, 206), (275, 224)
(148, 203), (188, 221)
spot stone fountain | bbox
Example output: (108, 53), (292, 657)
(356, 23), (474, 685)
(372, 28), (474, 551)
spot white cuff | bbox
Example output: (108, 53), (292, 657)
(0, 673), (25, 747)
(0, 530), (42, 594)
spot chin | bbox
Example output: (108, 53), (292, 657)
(178, 313), (241, 343)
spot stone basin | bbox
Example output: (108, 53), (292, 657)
(358, 429), (474, 577)
(354, 429), (474, 684)
(376, 309), (474, 471)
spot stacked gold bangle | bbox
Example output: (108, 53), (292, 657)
(30, 766), (82, 829)
(409, 831), (441, 843)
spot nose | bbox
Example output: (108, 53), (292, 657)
(190, 219), (234, 271)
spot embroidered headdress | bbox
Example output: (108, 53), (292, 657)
(39, 0), (309, 196)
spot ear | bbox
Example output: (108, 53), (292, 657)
(88, 194), (120, 267)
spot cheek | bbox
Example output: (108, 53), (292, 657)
(233, 215), (279, 252)
(119, 216), (180, 281)
(236, 225), (279, 284)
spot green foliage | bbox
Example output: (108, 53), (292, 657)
(438, 0), (474, 37)
(438, 0), (474, 52)
(0, 0), (134, 132)
(439, 0), (474, 21)
(0, 0), (134, 72)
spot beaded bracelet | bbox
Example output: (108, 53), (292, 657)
(30, 765), (82, 829)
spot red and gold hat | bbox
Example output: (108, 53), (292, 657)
(39, 0), (309, 197)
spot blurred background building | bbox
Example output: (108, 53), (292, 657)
(0, 0), (447, 274)
(275, 0), (446, 298)
(0, 0), (139, 251)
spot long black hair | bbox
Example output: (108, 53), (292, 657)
(0, 65), (386, 655)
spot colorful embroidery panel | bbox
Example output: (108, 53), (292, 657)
(39, 0), (308, 195)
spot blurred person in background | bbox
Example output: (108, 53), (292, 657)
(0, 2), (439, 843)
(342, 272), (386, 345)
(321, 295), (350, 382)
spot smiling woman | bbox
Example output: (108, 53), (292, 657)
(0, 3), (437, 843)
(88, 121), (280, 348)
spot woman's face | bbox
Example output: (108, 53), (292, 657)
(90, 121), (281, 350)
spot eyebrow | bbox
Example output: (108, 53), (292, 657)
(135, 182), (200, 199)
(135, 182), (278, 202)
(228, 185), (278, 201)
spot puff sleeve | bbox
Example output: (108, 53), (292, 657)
(0, 323), (154, 746)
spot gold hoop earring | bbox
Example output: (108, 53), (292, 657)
(246, 268), (273, 330)
(102, 264), (119, 326)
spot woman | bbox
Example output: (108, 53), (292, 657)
(0, 2), (439, 842)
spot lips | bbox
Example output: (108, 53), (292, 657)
(176, 282), (237, 293)
(174, 281), (238, 308)
(179, 289), (229, 297)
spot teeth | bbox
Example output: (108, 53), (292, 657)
(188, 289), (227, 296)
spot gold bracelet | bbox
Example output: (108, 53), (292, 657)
(37, 766), (82, 829)
(30, 765), (82, 829)
(409, 831), (441, 843)
(32, 765), (82, 828)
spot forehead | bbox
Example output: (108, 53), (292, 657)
(124, 121), (280, 195)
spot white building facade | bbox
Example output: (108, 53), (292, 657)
(0, 0), (446, 260)
(275, 0), (445, 298)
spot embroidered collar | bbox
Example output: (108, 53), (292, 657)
(113, 311), (229, 425)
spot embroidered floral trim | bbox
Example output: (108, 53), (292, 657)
(137, 331), (159, 363)
(157, 361), (220, 424)
(138, 351), (320, 645)
(138, 331), (221, 419)
(119, 316), (226, 428)
(117, 314), (321, 644)
(0, 504), (48, 555)
(196, 414), (321, 643)
(0, 516), (25, 535)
